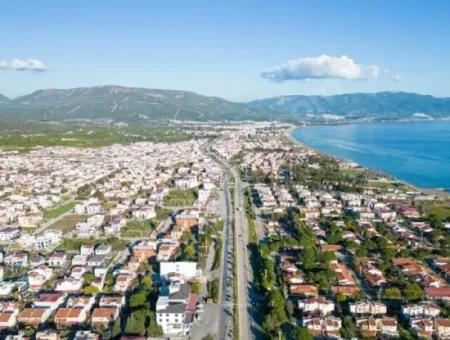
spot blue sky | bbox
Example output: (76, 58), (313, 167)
(0, 0), (449, 101)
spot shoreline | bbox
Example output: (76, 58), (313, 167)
(285, 126), (450, 200)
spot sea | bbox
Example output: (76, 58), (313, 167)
(291, 120), (450, 191)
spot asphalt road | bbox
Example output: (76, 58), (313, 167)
(217, 166), (235, 340)
(206, 149), (253, 340)
(231, 167), (252, 340)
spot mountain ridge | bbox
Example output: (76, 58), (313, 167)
(1, 86), (450, 122)
(248, 91), (450, 117)
(0, 85), (277, 122)
(0, 94), (9, 104)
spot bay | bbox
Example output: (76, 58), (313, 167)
(291, 121), (450, 190)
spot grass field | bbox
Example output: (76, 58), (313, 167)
(0, 126), (191, 151)
(155, 207), (172, 221)
(101, 201), (117, 209)
(56, 236), (127, 253)
(49, 214), (87, 232)
(340, 168), (364, 176)
(44, 201), (77, 219)
(163, 188), (198, 206)
(121, 219), (156, 237)
(422, 203), (450, 221)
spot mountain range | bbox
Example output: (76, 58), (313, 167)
(0, 86), (274, 122)
(248, 92), (450, 119)
(0, 85), (449, 123)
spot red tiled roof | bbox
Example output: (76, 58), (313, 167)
(426, 287), (450, 297)
(36, 293), (64, 302)
(186, 293), (198, 313)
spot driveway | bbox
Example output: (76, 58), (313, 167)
(190, 303), (219, 339)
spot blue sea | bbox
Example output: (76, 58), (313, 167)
(291, 120), (450, 191)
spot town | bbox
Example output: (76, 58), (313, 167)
(0, 122), (449, 340)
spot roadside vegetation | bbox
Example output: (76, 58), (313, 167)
(207, 279), (219, 303)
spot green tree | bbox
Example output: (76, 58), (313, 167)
(77, 184), (92, 199)
(293, 327), (313, 340)
(125, 310), (146, 336)
(336, 293), (347, 303)
(183, 243), (196, 260)
(431, 229), (444, 242)
(322, 251), (336, 264)
(140, 275), (153, 290)
(95, 190), (105, 201)
(268, 290), (288, 325)
(191, 281), (201, 293)
(138, 261), (151, 274)
(342, 315), (357, 338)
(83, 285), (100, 296)
(129, 291), (148, 309)
(429, 213), (443, 229)
(355, 247), (368, 257)
(147, 318), (163, 336)
(326, 225), (343, 244)
(404, 282), (423, 301)
(382, 247), (396, 261)
(83, 272), (95, 285)
(110, 317), (122, 338)
(383, 287), (402, 299)
(302, 246), (317, 271)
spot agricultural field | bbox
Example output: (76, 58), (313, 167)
(0, 126), (191, 151)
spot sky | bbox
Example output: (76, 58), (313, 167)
(0, 0), (449, 101)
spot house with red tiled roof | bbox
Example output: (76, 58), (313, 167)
(332, 285), (360, 297)
(55, 307), (87, 327)
(113, 273), (134, 293)
(356, 317), (378, 338)
(99, 295), (125, 310)
(425, 287), (450, 301)
(320, 244), (343, 252)
(19, 307), (52, 326)
(435, 318), (450, 339)
(378, 318), (399, 337)
(410, 318), (434, 339)
(329, 261), (357, 286)
(49, 252), (68, 268)
(288, 284), (318, 297)
(0, 301), (19, 329)
(33, 293), (66, 311)
(91, 307), (119, 327)
(67, 295), (95, 311)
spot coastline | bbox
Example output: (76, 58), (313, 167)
(285, 126), (450, 200)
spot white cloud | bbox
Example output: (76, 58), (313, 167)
(0, 58), (46, 71)
(261, 55), (379, 82)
